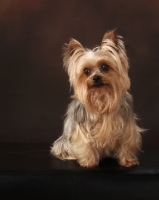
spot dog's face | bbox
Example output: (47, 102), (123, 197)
(63, 31), (130, 114)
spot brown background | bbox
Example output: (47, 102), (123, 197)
(0, 0), (159, 145)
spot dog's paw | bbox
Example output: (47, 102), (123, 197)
(50, 145), (76, 160)
(80, 162), (98, 168)
(119, 159), (139, 167)
(78, 158), (99, 168)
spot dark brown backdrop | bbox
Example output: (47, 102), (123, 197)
(0, 0), (159, 145)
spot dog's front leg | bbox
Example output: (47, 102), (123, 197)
(71, 129), (100, 168)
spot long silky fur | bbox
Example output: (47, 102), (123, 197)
(51, 30), (143, 168)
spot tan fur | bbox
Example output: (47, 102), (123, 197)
(51, 30), (143, 168)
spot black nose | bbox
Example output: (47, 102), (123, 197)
(93, 75), (101, 82)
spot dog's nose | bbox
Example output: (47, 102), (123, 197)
(93, 75), (101, 82)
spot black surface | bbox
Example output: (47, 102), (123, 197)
(0, 143), (159, 200)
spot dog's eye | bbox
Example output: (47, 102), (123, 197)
(84, 68), (91, 76)
(101, 64), (110, 72)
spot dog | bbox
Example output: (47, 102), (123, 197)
(51, 30), (143, 168)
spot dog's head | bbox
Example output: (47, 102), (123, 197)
(63, 30), (130, 114)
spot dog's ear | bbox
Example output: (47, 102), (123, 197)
(101, 30), (117, 46)
(67, 39), (84, 55)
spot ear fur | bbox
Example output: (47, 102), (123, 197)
(101, 30), (117, 46)
(67, 39), (84, 55)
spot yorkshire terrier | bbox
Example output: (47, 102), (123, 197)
(51, 30), (143, 168)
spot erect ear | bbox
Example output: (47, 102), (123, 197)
(101, 30), (117, 46)
(67, 39), (84, 55)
